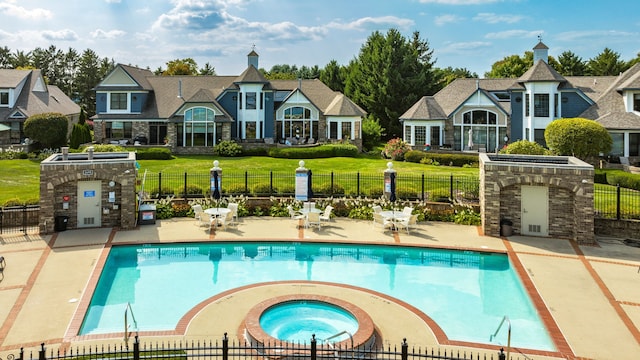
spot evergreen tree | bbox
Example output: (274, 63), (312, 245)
(557, 50), (587, 76)
(319, 60), (345, 92)
(434, 66), (478, 89)
(587, 48), (629, 75)
(344, 29), (436, 139)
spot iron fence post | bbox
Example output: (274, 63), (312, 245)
(357, 172), (360, 197)
(498, 347), (505, 360)
(616, 184), (621, 220)
(401, 338), (408, 360)
(449, 174), (454, 199)
(158, 172), (162, 198)
(19, 347), (24, 360)
(184, 172), (188, 199)
(270, 171), (274, 196)
(244, 171), (248, 194)
(38, 343), (45, 360)
(22, 205), (27, 234)
(133, 335), (139, 360)
(222, 333), (229, 360)
(310, 334), (317, 360)
(0, 207), (3, 234)
(331, 172), (334, 196)
(421, 173), (425, 201)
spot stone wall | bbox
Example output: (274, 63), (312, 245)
(39, 151), (137, 234)
(480, 154), (595, 244)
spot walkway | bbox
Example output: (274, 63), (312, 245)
(0, 217), (639, 360)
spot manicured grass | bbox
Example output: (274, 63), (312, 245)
(0, 155), (479, 204)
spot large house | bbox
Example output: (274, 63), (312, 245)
(0, 69), (80, 145)
(400, 41), (640, 163)
(92, 50), (366, 152)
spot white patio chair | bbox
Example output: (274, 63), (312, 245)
(396, 214), (419, 234)
(215, 211), (235, 231)
(373, 213), (394, 230)
(192, 204), (206, 226)
(227, 203), (239, 225)
(319, 205), (333, 224)
(306, 211), (322, 230)
(288, 205), (304, 220)
(372, 205), (382, 214)
(402, 206), (413, 216)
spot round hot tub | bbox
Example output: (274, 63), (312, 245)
(244, 294), (376, 350)
(260, 300), (358, 343)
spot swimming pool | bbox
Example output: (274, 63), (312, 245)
(80, 242), (555, 351)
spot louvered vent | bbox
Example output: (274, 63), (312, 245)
(84, 217), (95, 225)
(528, 224), (541, 233)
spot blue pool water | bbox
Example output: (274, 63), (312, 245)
(80, 242), (555, 351)
(260, 301), (358, 343)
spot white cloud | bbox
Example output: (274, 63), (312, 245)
(439, 41), (492, 53)
(473, 12), (523, 24)
(485, 30), (542, 39)
(555, 30), (638, 42)
(0, 1), (52, 20)
(41, 29), (79, 41)
(91, 29), (127, 39)
(152, 0), (227, 31)
(328, 16), (414, 31)
(435, 14), (463, 26)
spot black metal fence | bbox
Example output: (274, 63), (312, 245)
(3, 335), (512, 360)
(0, 205), (39, 235)
(594, 184), (640, 220)
(138, 171), (480, 203)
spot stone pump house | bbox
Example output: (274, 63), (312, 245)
(91, 50), (366, 152)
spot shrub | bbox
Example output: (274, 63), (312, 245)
(397, 188), (419, 199)
(84, 144), (125, 152)
(171, 202), (192, 217)
(268, 144), (358, 159)
(362, 115), (384, 152)
(182, 184), (204, 196)
(253, 183), (276, 196)
(382, 138), (411, 161)
(545, 117), (612, 159)
(242, 147), (269, 156)
(605, 170), (640, 191)
(2, 198), (25, 207)
(69, 123), (91, 149)
(315, 183), (345, 196)
(500, 140), (549, 155)
(225, 184), (248, 195)
(134, 147), (173, 160)
(404, 150), (427, 163)
(24, 112), (68, 149)
(213, 140), (243, 157)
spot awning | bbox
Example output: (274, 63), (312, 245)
(0, 124), (11, 131)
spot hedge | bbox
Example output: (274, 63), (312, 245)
(404, 150), (479, 167)
(268, 144), (359, 159)
(131, 147), (173, 160)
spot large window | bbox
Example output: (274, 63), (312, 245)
(183, 107), (217, 146)
(414, 126), (426, 145)
(534, 94), (550, 117)
(110, 93), (128, 110)
(630, 133), (640, 156)
(634, 94), (640, 112)
(463, 110), (497, 124)
(149, 122), (168, 145)
(0, 91), (8, 106)
(246, 92), (257, 109)
(106, 121), (133, 139)
(277, 106), (316, 141)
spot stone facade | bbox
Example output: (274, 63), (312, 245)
(39, 149), (138, 234)
(480, 154), (595, 244)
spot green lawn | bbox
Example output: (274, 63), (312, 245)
(0, 156), (478, 204)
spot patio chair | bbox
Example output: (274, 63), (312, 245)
(396, 214), (419, 234)
(319, 205), (333, 224)
(288, 205), (305, 220)
(192, 204), (206, 226)
(373, 213), (394, 230)
(227, 203), (239, 225)
(303, 202), (316, 212)
(372, 205), (382, 214)
(215, 211), (235, 231)
(402, 206), (414, 216)
(306, 211), (322, 230)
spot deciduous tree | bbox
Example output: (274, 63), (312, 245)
(545, 118), (612, 159)
(24, 112), (69, 149)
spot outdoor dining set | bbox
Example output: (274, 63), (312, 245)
(372, 205), (419, 234)
(192, 203), (239, 232)
(288, 202), (333, 230)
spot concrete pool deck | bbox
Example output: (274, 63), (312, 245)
(0, 217), (639, 360)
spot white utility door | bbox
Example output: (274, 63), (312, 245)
(521, 185), (548, 236)
(77, 181), (102, 228)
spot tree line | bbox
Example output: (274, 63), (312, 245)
(2, 31), (639, 144)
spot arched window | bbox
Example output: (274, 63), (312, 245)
(277, 106), (317, 143)
(180, 107), (220, 147)
(459, 110), (504, 152)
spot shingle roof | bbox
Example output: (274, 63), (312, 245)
(271, 79), (346, 113)
(119, 64), (155, 90)
(400, 96), (446, 119)
(433, 78), (515, 116)
(517, 60), (566, 83)
(0, 69), (30, 88)
(324, 94), (367, 116)
(235, 65), (269, 84)
(615, 63), (640, 91)
(0, 70), (80, 121)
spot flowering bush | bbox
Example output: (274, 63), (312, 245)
(382, 138), (412, 161)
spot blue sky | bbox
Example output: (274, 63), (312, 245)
(1, 0), (639, 77)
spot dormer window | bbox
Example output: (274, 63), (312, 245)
(634, 94), (640, 112)
(491, 92), (510, 102)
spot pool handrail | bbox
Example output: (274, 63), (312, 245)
(490, 315), (511, 360)
(124, 302), (139, 347)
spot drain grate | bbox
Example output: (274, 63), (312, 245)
(623, 239), (640, 248)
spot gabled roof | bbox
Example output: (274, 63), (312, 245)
(400, 96), (446, 120)
(615, 63), (640, 91)
(272, 79), (347, 114)
(119, 64), (154, 90)
(0, 69), (80, 121)
(0, 69), (30, 87)
(432, 78), (516, 116)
